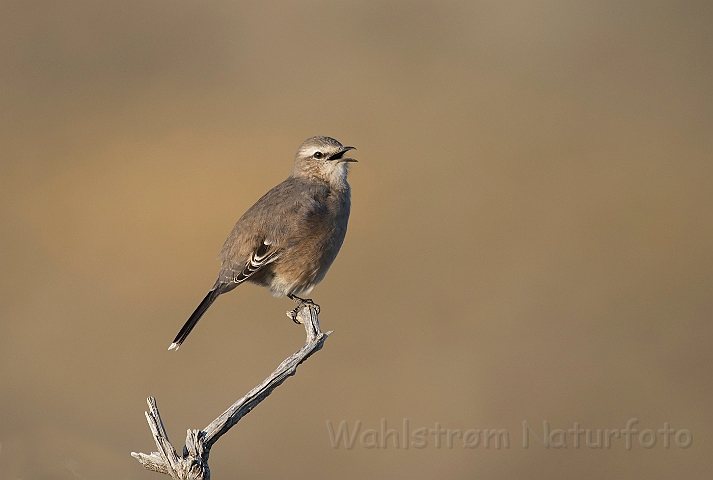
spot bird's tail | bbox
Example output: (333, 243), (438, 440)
(168, 288), (222, 350)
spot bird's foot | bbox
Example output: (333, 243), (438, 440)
(286, 295), (320, 323)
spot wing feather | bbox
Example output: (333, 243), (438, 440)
(232, 240), (280, 284)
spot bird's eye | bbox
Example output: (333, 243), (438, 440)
(313, 151), (324, 159)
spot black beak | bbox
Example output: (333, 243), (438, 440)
(329, 146), (357, 162)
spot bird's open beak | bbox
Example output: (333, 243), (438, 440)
(330, 146), (357, 162)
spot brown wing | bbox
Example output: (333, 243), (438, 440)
(231, 240), (281, 284)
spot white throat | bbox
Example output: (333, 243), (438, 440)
(322, 162), (349, 187)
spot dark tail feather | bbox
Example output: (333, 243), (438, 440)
(168, 288), (222, 350)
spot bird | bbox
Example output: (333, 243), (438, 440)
(168, 136), (357, 350)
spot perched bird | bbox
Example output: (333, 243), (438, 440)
(168, 136), (357, 350)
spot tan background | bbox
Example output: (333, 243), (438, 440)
(1, 1), (711, 478)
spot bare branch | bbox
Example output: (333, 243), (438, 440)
(131, 304), (330, 479)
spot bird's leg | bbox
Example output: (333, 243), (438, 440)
(287, 294), (321, 323)
(288, 294), (320, 312)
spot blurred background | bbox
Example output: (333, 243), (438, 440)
(1, 1), (711, 478)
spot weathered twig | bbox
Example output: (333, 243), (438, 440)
(131, 304), (330, 479)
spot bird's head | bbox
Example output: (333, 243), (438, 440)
(292, 136), (357, 186)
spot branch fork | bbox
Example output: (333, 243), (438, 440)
(132, 304), (330, 479)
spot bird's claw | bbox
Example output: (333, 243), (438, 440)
(287, 309), (302, 324)
(286, 296), (320, 324)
